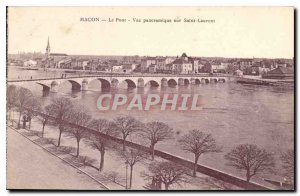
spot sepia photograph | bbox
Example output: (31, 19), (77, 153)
(6, 6), (295, 191)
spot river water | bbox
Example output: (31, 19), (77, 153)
(8, 66), (294, 183)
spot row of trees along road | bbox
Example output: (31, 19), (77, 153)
(7, 85), (294, 189)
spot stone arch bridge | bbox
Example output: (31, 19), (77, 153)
(7, 75), (229, 93)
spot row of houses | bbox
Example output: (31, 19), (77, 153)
(141, 53), (204, 74)
(8, 51), (294, 76)
(140, 53), (294, 75)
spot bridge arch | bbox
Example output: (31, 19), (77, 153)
(168, 79), (177, 86)
(218, 78), (226, 83)
(210, 78), (218, 83)
(98, 78), (111, 89)
(36, 82), (51, 96)
(195, 79), (201, 84)
(121, 79), (137, 88)
(67, 80), (82, 90)
(202, 78), (209, 84)
(145, 80), (159, 87)
(184, 79), (190, 85)
(36, 82), (50, 92)
(88, 78), (111, 90)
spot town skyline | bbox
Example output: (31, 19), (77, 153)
(8, 47), (295, 60)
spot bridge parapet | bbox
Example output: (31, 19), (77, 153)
(7, 74), (231, 94)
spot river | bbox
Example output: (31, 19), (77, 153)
(8, 66), (294, 184)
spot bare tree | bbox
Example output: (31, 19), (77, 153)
(86, 118), (118, 171)
(25, 96), (42, 129)
(143, 161), (188, 190)
(281, 149), (294, 183)
(65, 105), (91, 157)
(224, 144), (275, 182)
(140, 121), (173, 160)
(39, 104), (55, 137)
(118, 149), (145, 189)
(7, 85), (19, 125)
(16, 87), (33, 128)
(178, 130), (221, 177)
(111, 116), (142, 151)
(47, 97), (73, 146)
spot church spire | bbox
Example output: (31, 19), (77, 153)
(46, 37), (50, 56)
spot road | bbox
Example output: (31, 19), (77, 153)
(7, 127), (106, 190)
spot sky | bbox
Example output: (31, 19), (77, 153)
(7, 7), (294, 59)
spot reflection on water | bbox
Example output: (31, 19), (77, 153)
(9, 67), (294, 180)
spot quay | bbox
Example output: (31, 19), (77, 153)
(235, 76), (294, 87)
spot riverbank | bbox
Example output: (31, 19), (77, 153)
(235, 75), (294, 88)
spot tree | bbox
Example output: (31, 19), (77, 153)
(47, 97), (73, 146)
(39, 104), (55, 137)
(119, 149), (145, 189)
(111, 116), (142, 151)
(140, 121), (173, 160)
(281, 149), (294, 183)
(143, 161), (188, 190)
(86, 118), (118, 171)
(178, 130), (221, 177)
(200, 62), (212, 73)
(65, 105), (91, 157)
(16, 87), (33, 128)
(25, 96), (42, 129)
(224, 144), (275, 182)
(7, 85), (19, 124)
(225, 64), (238, 74)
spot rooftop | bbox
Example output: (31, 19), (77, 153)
(181, 53), (188, 58)
(268, 67), (294, 74)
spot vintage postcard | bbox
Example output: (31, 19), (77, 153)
(6, 7), (294, 190)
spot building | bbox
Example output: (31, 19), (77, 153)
(121, 63), (137, 73)
(45, 37), (50, 60)
(148, 64), (157, 73)
(165, 57), (176, 65)
(192, 58), (200, 73)
(211, 61), (226, 73)
(141, 57), (156, 72)
(165, 63), (174, 74)
(262, 67), (294, 80)
(44, 37), (51, 68)
(82, 61), (89, 70)
(275, 61), (288, 68)
(238, 59), (253, 71)
(44, 37), (69, 68)
(249, 64), (261, 75)
(234, 69), (243, 76)
(50, 53), (69, 68)
(56, 58), (72, 69)
(112, 65), (123, 72)
(23, 60), (37, 67)
(156, 57), (166, 73)
(172, 53), (194, 74)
